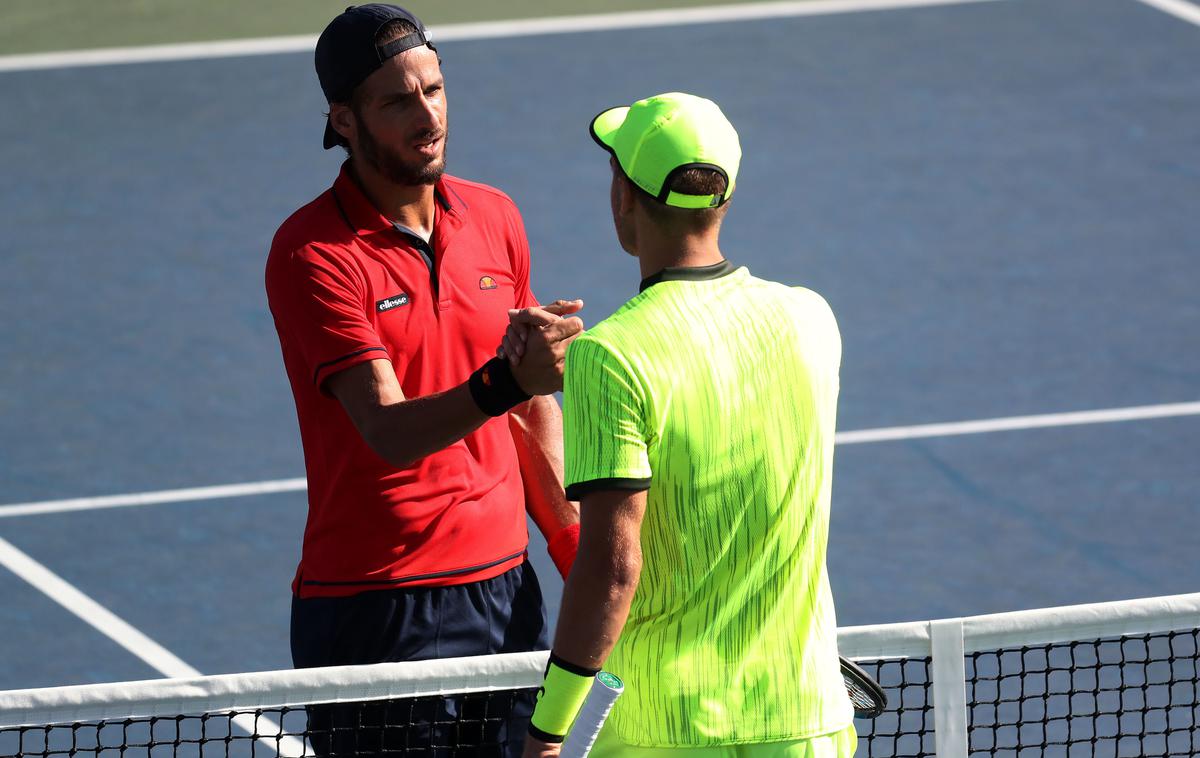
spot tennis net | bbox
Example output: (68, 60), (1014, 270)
(0, 652), (545, 758)
(0, 593), (1196, 757)
(841, 592), (1199, 757)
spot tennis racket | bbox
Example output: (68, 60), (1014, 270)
(840, 655), (887, 718)
(560, 671), (624, 758)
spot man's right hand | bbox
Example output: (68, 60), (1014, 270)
(505, 302), (584, 396)
(500, 299), (582, 365)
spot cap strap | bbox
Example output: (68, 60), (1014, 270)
(377, 32), (431, 62)
(664, 190), (725, 209)
(655, 162), (731, 208)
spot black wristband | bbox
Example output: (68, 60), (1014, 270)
(527, 723), (566, 744)
(547, 652), (600, 678)
(468, 358), (531, 416)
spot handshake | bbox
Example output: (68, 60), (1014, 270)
(496, 299), (585, 396)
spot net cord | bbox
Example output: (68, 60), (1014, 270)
(838, 591), (1200, 660)
(2, 593), (1197, 734)
(0, 651), (548, 730)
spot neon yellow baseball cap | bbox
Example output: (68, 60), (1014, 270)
(589, 92), (741, 209)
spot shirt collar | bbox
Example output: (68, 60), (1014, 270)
(331, 161), (458, 238)
(639, 259), (736, 293)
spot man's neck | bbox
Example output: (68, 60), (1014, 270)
(636, 237), (724, 280)
(349, 157), (437, 237)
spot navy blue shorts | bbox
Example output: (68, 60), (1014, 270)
(291, 560), (549, 757)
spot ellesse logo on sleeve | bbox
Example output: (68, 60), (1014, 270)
(376, 293), (410, 312)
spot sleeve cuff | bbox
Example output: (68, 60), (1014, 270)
(565, 477), (652, 501)
(312, 346), (388, 387)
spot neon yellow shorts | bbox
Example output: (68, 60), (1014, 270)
(588, 722), (858, 758)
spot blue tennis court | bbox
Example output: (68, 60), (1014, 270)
(0, 0), (1197, 692)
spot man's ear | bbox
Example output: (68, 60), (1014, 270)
(616, 172), (638, 216)
(329, 102), (356, 145)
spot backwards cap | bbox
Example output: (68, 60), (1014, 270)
(589, 92), (741, 209)
(315, 4), (437, 149)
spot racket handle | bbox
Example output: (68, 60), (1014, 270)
(560, 672), (624, 758)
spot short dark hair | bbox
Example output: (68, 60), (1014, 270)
(628, 166), (731, 229)
(329, 18), (423, 153)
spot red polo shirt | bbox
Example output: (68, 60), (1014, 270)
(266, 164), (538, 598)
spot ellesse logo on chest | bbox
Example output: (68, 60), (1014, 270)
(479, 276), (498, 290)
(376, 293), (410, 312)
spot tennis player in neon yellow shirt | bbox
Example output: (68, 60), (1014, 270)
(518, 93), (856, 758)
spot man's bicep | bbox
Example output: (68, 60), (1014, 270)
(580, 488), (648, 548)
(580, 489), (648, 534)
(325, 359), (405, 437)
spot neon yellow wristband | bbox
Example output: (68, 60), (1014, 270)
(529, 654), (598, 742)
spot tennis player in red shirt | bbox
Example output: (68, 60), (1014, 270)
(264, 6), (582, 755)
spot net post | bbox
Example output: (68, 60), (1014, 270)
(930, 618), (968, 758)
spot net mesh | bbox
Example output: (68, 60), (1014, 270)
(855, 656), (935, 757)
(966, 629), (1199, 757)
(853, 628), (1199, 757)
(1, 597), (1197, 758)
(0, 689), (535, 757)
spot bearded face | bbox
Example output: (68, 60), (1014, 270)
(336, 44), (449, 188)
(354, 107), (447, 186)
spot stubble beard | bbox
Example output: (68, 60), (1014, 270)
(357, 118), (447, 187)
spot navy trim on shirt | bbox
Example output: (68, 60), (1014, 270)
(639, 259), (735, 292)
(301, 548), (528, 588)
(565, 477), (652, 501)
(313, 346), (388, 385)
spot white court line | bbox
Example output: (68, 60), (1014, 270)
(833, 400), (1200, 444)
(1134, 0), (1200, 26)
(0, 0), (1002, 72)
(0, 478), (308, 519)
(0, 400), (1196, 519)
(0, 537), (304, 756)
(0, 537), (200, 677)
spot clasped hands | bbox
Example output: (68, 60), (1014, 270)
(497, 299), (585, 395)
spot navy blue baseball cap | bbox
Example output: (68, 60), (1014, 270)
(315, 4), (438, 149)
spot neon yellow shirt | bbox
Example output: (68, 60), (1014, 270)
(563, 263), (853, 746)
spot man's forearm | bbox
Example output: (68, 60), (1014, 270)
(510, 395), (579, 538)
(550, 491), (645, 668)
(552, 552), (639, 669)
(522, 491), (645, 757)
(330, 355), (535, 469)
(356, 381), (491, 468)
